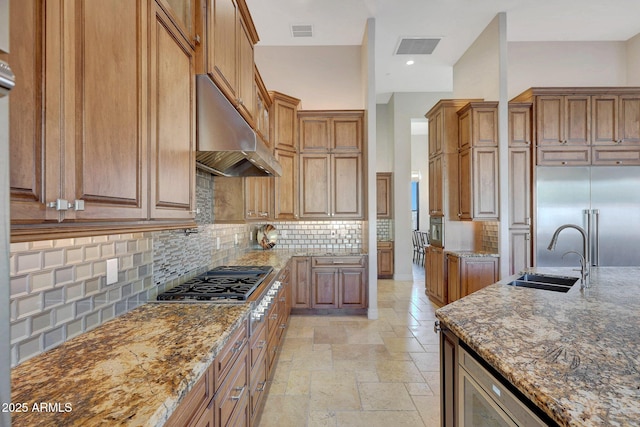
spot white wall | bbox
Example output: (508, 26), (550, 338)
(508, 41), (627, 99)
(627, 33), (640, 85)
(411, 131), (429, 231)
(376, 103), (393, 172)
(386, 92), (452, 280)
(453, 15), (502, 101)
(254, 45), (364, 109)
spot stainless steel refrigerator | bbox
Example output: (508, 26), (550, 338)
(536, 166), (640, 267)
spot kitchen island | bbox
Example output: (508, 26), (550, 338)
(435, 267), (640, 426)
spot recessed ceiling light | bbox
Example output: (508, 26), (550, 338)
(406, 60), (415, 65)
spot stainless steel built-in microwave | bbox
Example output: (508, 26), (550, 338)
(429, 216), (443, 248)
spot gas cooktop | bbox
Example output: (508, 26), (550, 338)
(157, 266), (274, 301)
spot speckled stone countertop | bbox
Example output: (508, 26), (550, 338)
(235, 248), (367, 270)
(436, 266), (640, 427)
(444, 250), (499, 258)
(11, 303), (250, 426)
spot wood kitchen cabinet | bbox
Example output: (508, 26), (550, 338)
(310, 256), (368, 310)
(298, 111), (365, 219)
(8, 0), (195, 242)
(508, 103), (533, 274)
(457, 102), (499, 221)
(425, 245), (446, 306)
(426, 99), (480, 219)
(244, 177), (272, 220)
(254, 66), (271, 147)
(376, 173), (393, 219)
(512, 88), (640, 167)
(205, 0), (257, 126)
(439, 327), (459, 427)
(446, 253), (499, 303)
(271, 92), (301, 219)
(291, 257), (311, 308)
(377, 241), (394, 279)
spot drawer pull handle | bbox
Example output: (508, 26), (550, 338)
(232, 338), (246, 353)
(279, 324), (286, 329)
(257, 381), (267, 392)
(270, 314), (278, 320)
(230, 385), (246, 401)
(256, 340), (266, 349)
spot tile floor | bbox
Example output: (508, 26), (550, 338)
(258, 265), (442, 426)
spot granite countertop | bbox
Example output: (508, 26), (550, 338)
(11, 303), (250, 426)
(444, 249), (499, 258)
(237, 248), (367, 269)
(436, 266), (640, 426)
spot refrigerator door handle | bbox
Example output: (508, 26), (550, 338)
(583, 209), (592, 267)
(592, 209), (600, 266)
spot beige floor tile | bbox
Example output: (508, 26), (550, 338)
(309, 371), (361, 411)
(335, 410), (426, 427)
(375, 359), (424, 383)
(412, 394), (441, 426)
(382, 336), (426, 353)
(359, 382), (415, 410)
(285, 369), (311, 395)
(405, 382), (435, 396)
(308, 410), (337, 427)
(410, 352), (441, 372)
(258, 395), (309, 427)
(290, 348), (334, 371)
(331, 343), (392, 361)
(314, 326), (348, 344)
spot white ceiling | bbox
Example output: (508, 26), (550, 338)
(245, 0), (640, 103)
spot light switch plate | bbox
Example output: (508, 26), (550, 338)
(106, 258), (118, 285)
(216, 237), (221, 250)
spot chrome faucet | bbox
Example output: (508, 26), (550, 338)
(547, 224), (590, 287)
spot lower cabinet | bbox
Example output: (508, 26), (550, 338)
(509, 228), (532, 275)
(310, 256), (368, 310)
(440, 327), (459, 427)
(425, 246), (446, 306)
(291, 257), (311, 308)
(446, 254), (499, 303)
(377, 241), (394, 279)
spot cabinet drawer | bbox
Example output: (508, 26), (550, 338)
(377, 241), (393, 250)
(249, 355), (268, 422)
(165, 365), (213, 427)
(214, 320), (247, 391)
(266, 297), (280, 339)
(311, 256), (365, 268)
(215, 345), (248, 427)
(536, 146), (590, 166)
(592, 146), (640, 165)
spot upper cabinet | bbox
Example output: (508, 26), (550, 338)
(298, 111), (365, 220)
(8, 0), (196, 241)
(271, 91), (300, 152)
(456, 102), (499, 221)
(254, 66), (271, 147)
(512, 87), (640, 166)
(203, 0), (258, 126)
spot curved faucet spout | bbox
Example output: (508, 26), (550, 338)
(547, 224), (590, 287)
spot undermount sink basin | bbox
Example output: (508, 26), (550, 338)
(506, 273), (579, 293)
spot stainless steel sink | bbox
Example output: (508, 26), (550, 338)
(506, 273), (579, 293)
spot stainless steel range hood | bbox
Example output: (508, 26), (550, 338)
(196, 74), (282, 177)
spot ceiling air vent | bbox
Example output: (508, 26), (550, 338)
(291, 24), (313, 38)
(395, 37), (441, 55)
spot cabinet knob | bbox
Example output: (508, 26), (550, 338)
(616, 161), (622, 165)
(561, 161), (568, 165)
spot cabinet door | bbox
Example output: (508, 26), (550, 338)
(377, 244), (394, 278)
(458, 149), (472, 220)
(376, 173), (393, 219)
(332, 115), (362, 152)
(428, 108), (443, 156)
(440, 329), (458, 427)
(446, 255), (460, 304)
(150, 2), (195, 220)
(299, 154), (330, 218)
(274, 149), (298, 219)
(536, 96), (563, 146)
(332, 154), (362, 218)
(245, 177), (271, 219)
(619, 94), (640, 145)
(270, 92), (299, 152)
(291, 257), (311, 308)
(311, 268), (339, 308)
(472, 147), (499, 220)
(564, 96), (590, 145)
(592, 95), (618, 145)
(209, 0), (237, 102)
(426, 246), (445, 305)
(508, 104), (532, 147)
(236, 16), (255, 126)
(460, 257), (498, 297)
(72, 0), (149, 221)
(299, 115), (330, 152)
(509, 229), (531, 275)
(428, 155), (443, 216)
(339, 268), (367, 308)
(536, 95), (590, 146)
(508, 148), (531, 228)
(458, 108), (471, 151)
(7, 0), (52, 223)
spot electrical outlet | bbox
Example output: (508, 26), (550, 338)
(234, 233), (238, 245)
(282, 230), (287, 238)
(106, 258), (118, 285)
(330, 230), (336, 237)
(216, 237), (221, 250)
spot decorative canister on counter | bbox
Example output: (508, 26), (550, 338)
(257, 224), (277, 250)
